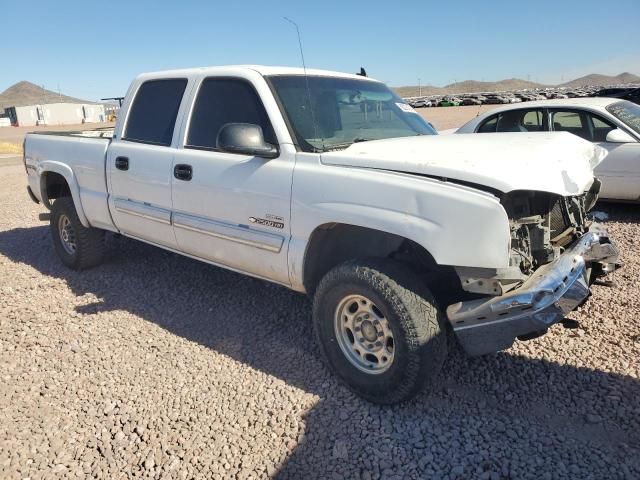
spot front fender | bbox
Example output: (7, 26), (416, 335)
(38, 161), (90, 227)
(288, 161), (511, 291)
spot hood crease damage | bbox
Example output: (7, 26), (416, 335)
(321, 132), (606, 196)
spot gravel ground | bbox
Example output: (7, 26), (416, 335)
(1, 160), (639, 480)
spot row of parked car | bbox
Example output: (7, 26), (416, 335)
(408, 85), (640, 108)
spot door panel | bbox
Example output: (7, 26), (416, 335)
(171, 148), (293, 284)
(106, 77), (189, 248)
(172, 212), (284, 253)
(594, 143), (640, 200)
(108, 141), (177, 248)
(169, 75), (293, 284)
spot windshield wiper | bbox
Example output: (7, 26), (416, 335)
(321, 138), (373, 152)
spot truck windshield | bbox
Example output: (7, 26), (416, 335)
(268, 75), (436, 152)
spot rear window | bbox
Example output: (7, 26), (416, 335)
(124, 79), (188, 146)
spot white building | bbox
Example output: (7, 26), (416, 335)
(4, 102), (106, 127)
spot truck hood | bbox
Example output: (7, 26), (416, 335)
(320, 132), (607, 196)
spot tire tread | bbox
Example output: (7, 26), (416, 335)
(50, 197), (105, 270)
(313, 258), (447, 404)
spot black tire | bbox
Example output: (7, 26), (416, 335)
(50, 197), (105, 270)
(312, 258), (448, 404)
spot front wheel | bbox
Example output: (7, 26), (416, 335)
(313, 259), (448, 404)
(50, 197), (105, 270)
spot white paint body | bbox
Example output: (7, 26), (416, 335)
(455, 98), (640, 201)
(24, 66), (605, 292)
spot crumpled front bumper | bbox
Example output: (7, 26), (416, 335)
(446, 225), (619, 356)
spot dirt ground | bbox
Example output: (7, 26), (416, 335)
(416, 104), (501, 131)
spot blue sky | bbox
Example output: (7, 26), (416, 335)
(2, 0), (639, 101)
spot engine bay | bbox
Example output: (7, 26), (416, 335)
(502, 181), (600, 275)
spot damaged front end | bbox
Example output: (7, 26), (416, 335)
(503, 182), (599, 276)
(447, 179), (620, 356)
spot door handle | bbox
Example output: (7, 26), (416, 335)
(174, 164), (193, 181)
(115, 156), (129, 171)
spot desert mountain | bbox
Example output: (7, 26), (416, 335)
(0, 81), (96, 110)
(395, 72), (639, 97)
(559, 72), (640, 88)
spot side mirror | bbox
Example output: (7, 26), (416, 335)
(217, 123), (278, 158)
(605, 128), (636, 143)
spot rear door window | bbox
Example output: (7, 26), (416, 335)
(186, 77), (276, 150)
(478, 109), (544, 133)
(124, 79), (188, 146)
(496, 109), (544, 132)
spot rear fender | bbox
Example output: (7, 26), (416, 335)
(39, 161), (90, 227)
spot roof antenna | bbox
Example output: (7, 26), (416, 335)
(283, 17), (321, 150)
(357, 67), (367, 77)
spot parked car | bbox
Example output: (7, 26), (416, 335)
(456, 98), (640, 201)
(483, 95), (509, 104)
(438, 97), (460, 107)
(595, 87), (640, 105)
(410, 98), (431, 108)
(23, 66), (619, 404)
(461, 97), (482, 106)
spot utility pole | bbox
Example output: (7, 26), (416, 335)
(40, 84), (46, 124)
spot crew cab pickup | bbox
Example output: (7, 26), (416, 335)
(24, 66), (619, 404)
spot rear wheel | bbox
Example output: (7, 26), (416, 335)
(313, 258), (448, 404)
(50, 197), (105, 270)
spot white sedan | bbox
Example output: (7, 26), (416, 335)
(456, 98), (640, 201)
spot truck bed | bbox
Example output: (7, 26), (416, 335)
(25, 128), (115, 231)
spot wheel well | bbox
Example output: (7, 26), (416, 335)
(303, 223), (459, 300)
(42, 172), (71, 206)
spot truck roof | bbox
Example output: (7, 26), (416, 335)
(134, 65), (379, 82)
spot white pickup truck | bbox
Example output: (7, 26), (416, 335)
(24, 66), (619, 404)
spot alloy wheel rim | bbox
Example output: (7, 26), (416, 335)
(334, 294), (395, 374)
(58, 214), (77, 255)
